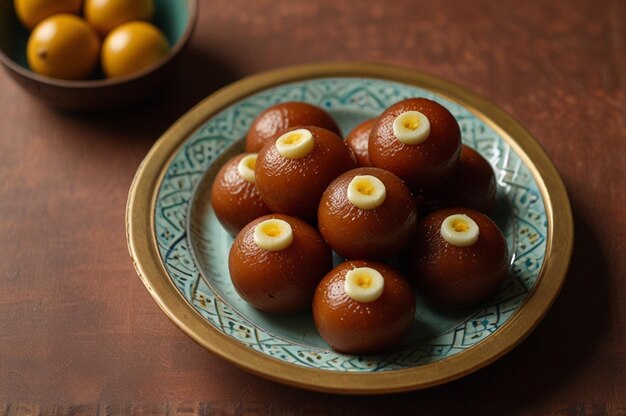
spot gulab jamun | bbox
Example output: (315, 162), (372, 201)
(229, 214), (333, 313)
(255, 126), (357, 220)
(408, 208), (509, 307)
(318, 167), (417, 260)
(245, 101), (342, 153)
(210, 153), (272, 236)
(369, 98), (462, 192)
(313, 260), (415, 354)
(345, 118), (377, 167)
(426, 145), (497, 215)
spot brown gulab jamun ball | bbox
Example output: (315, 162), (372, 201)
(369, 97), (462, 192)
(408, 208), (509, 307)
(345, 117), (377, 167)
(229, 214), (333, 314)
(210, 153), (272, 236)
(313, 260), (415, 354)
(426, 145), (497, 215)
(318, 167), (417, 260)
(255, 126), (357, 220)
(245, 101), (342, 153)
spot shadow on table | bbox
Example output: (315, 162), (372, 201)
(55, 46), (241, 146)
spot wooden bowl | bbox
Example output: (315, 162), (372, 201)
(0, 0), (197, 111)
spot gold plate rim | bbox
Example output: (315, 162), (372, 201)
(126, 62), (574, 394)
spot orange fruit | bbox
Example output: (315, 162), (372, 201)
(14, 0), (83, 30)
(84, 0), (154, 36)
(27, 14), (100, 80)
(101, 21), (168, 78)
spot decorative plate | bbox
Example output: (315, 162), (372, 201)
(126, 63), (573, 394)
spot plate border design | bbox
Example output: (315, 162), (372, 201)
(126, 63), (573, 394)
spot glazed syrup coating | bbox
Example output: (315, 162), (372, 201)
(345, 118), (377, 167)
(426, 145), (497, 214)
(408, 208), (509, 307)
(245, 102), (342, 153)
(229, 214), (333, 314)
(369, 98), (462, 192)
(256, 126), (357, 220)
(318, 167), (417, 260)
(210, 153), (272, 236)
(312, 260), (415, 354)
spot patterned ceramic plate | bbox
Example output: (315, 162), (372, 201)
(126, 63), (573, 394)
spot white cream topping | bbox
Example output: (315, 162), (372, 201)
(253, 219), (293, 251)
(344, 267), (385, 303)
(392, 110), (431, 145)
(347, 175), (386, 210)
(440, 214), (480, 247)
(237, 154), (257, 183)
(275, 128), (314, 159)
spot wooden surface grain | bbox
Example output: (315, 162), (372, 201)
(1, 0), (625, 414)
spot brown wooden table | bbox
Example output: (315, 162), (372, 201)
(1, 1), (625, 414)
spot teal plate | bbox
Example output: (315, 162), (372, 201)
(127, 63), (573, 393)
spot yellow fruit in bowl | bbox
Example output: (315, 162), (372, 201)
(101, 21), (169, 79)
(14, 0), (83, 30)
(84, 0), (155, 36)
(27, 14), (101, 80)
